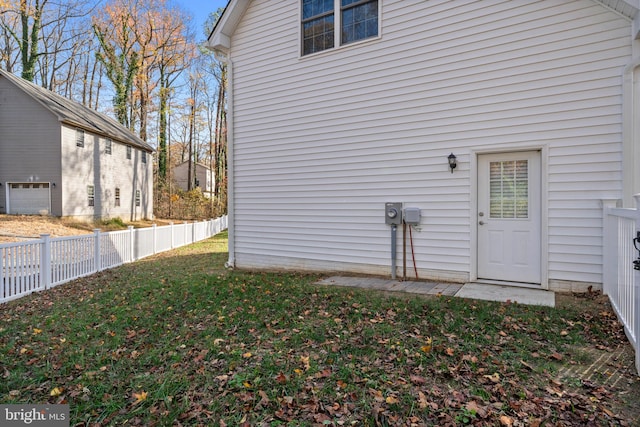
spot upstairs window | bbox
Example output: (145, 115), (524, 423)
(135, 190), (141, 207)
(76, 128), (85, 147)
(141, 151), (147, 163)
(105, 139), (112, 155)
(341, 0), (378, 44)
(126, 145), (132, 160)
(302, 0), (335, 55)
(302, 0), (378, 56)
(115, 188), (120, 207)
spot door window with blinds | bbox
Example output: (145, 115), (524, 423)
(489, 160), (528, 219)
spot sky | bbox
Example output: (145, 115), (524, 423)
(173, 0), (230, 41)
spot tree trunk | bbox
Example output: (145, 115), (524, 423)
(158, 71), (168, 180)
(188, 98), (195, 191)
(19, 0), (45, 82)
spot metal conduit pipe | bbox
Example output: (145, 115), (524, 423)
(391, 224), (397, 280)
(385, 202), (403, 280)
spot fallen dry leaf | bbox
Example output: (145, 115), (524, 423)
(50, 387), (63, 397)
(500, 415), (514, 426)
(132, 390), (148, 404)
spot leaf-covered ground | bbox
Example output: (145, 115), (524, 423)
(1, 232), (639, 426)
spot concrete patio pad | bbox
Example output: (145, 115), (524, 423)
(316, 276), (555, 307)
(455, 282), (555, 307)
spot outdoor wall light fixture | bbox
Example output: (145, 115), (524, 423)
(52, 183), (56, 188)
(448, 153), (457, 173)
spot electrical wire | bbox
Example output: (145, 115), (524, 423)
(409, 225), (418, 279)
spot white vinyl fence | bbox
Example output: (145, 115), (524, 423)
(603, 196), (640, 375)
(1, 216), (227, 304)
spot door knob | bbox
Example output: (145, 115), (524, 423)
(479, 221), (485, 225)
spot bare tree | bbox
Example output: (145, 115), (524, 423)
(92, 0), (140, 129)
(0, 8), (20, 72)
(1, 0), (91, 82)
(202, 8), (227, 207)
(35, 2), (92, 92)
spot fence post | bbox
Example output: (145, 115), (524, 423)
(634, 194), (640, 375)
(152, 224), (157, 254)
(128, 226), (135, 262)
(184, 221), (188, 245)
(40, 234), (51, 290)
(602, 199), (617, 296)
(170, 222), (174, 249)
(93, 229), (101, 272)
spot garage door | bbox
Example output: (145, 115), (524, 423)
(9, 183), (51, 215)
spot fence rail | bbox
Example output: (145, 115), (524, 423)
(603, 197), (639, 375)
(1, 216), (227, 304)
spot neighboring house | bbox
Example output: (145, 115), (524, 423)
(173, 161), (214, 197)
(207, 0), (640, 292)
(0, 69), (154, 221)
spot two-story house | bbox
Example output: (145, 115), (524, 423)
(0, 69), (154, 221)
(207, 0), (640, 292)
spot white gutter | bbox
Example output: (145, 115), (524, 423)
(214, 50), (235, 268)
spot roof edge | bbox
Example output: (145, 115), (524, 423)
(206, 0), (251, 52)
(0, 68), (154, 153)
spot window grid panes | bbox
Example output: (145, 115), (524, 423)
(106, 139), (112, 155)
(115, 188), (120, 207)
(142, 151), (147, 163)
(489, 160), (528, 219)
(76, 129), (84, 147)
(126, 145), (132, 160)
(87, 185), (95, 207)
(341, 0), (378, 45)
(302, 0), (335, 55)
(302, 0), (377, 55)
(135, 190), (141, 207)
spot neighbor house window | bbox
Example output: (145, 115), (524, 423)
(105, 139), (112, 155)
(302, 0), (378, 55)
(115, 188), (120, 207)
(87, 185), (95, 207)
(135, 190), (141, 207)
(126, 145), (132, 160)
(76, 128), (85, 147)
(141, 151), (147, 163)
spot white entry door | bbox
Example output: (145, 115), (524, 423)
(477, 151), (541, 284)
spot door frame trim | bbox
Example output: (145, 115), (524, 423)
(469, 145), (549, 290)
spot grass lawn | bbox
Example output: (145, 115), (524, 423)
(1, 231), (639, 426)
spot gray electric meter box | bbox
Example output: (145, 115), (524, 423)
(404, 207), (421, 225)
(385, 202), (403, 225)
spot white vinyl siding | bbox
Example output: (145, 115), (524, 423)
(229, 0), (630, 287)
